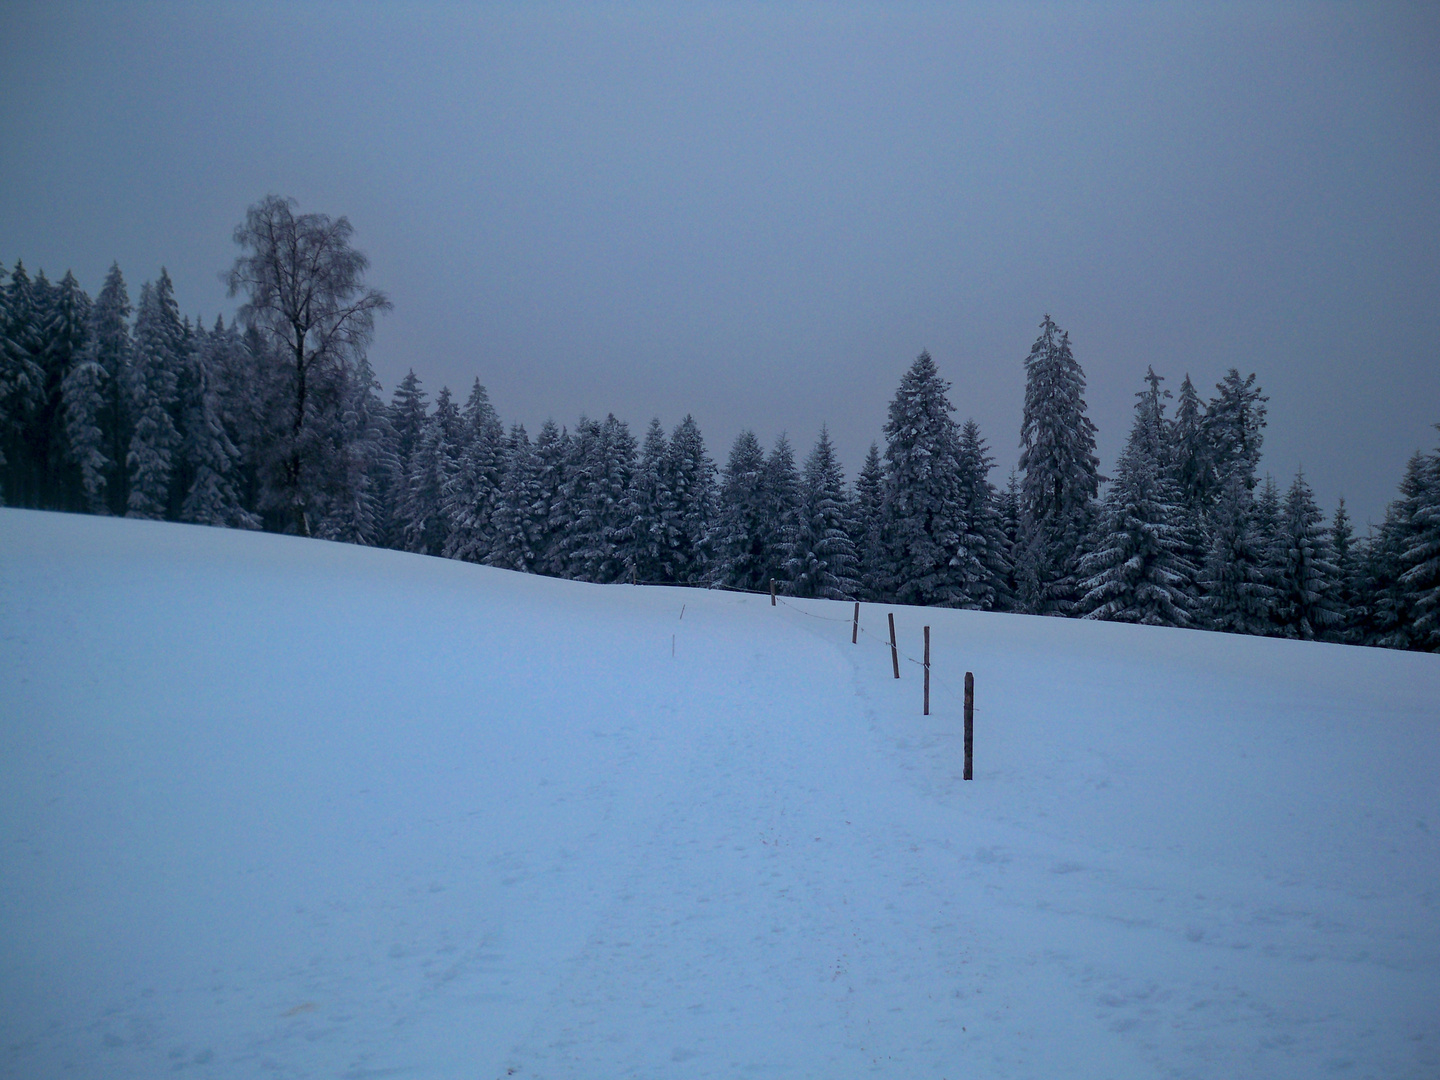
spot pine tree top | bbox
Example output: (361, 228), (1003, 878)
(1018, 315), (1100, 526)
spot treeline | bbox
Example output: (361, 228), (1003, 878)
(1, 201), (1436, 651)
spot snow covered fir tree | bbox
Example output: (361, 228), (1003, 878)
(1016, 315), (1102, 615)
(4, 201), (1439, 652)
(1077, 369), (1197, 626)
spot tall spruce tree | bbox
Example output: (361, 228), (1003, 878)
(1358, 454), (1426, 648)
(176, 317), (254, 529)
(996, 471), (1023, 609)
(1131, 367), (1171, 466)
(401, 386), (459, 555)
(17, 268), (59, 507)
(852, 442), (886, 601)
(532, 419), (570, 576)
(383, 370), (429, 548)
(1078, 374), (1195, 626)
(167, 315), (199, 518)
(1198, 474), (1273, 635)
(85, 263), (134, 514)
(786, 426), (859, 600)
(1017, 316), (1101, 614)
(1252, 476), (1285, 634)
(628, 418), (675, 583)
(878, 351), (967, 607)
(126, 272), (184, 519)
(549, 416), (600, 579)
(1204, 369), (1268, 494)
(1271, 470), (1341, 640)
(62, 344), (109, 514)
(549, 414), (637, 582)
(1166, 373), (1210, 584)
(39, 270), (91, 509)
(1, 262), (46, 506)
(487, 423), (542, 572)
(759, 434), (802, 589)
(1327, 497), (1361, 643)
(311, 354), (387, 545)
(204, 316), (270, 524)
(59, 275), (114, 516)
(0, 262), (13, 503)
(557, 416), (633, 581)
(1171, 374), (1211, 513)
(1397, 434), (1440, 651)
(562, 413), (637, 583)
(713, 429), (769, 590)
(663, 415), (716, 584)
(952, 419), (1011, 610)
(444, 379), (505, 564)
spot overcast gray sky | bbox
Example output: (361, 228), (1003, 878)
(2, 2), (1436, 528)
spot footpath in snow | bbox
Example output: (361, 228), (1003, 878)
(1, 508), (1437, 1079)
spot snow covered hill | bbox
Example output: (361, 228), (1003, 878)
(2, 508), (1437, 1079)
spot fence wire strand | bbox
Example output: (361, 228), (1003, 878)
(773, 595), (979, 713)
(623, 577), (979, 714)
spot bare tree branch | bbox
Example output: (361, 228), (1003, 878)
(226, 195), (391, 534)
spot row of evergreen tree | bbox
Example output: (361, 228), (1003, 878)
(2, 258), (1436, 651)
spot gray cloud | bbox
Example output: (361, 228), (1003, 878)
(3, 1), (1436, 527)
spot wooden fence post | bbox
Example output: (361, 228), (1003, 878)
(770, 579), (776, 606)
(964, 671), (974, 780)
(888, 613), (900, 679)
(852, 602), (860, 644)
(923, 626), (930, 715)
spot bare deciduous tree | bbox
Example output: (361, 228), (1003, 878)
(226, 194), (390, 534)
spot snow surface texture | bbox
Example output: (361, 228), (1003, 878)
(1, 508), (1437, 1079)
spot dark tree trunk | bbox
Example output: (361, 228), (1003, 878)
(290, 332), (309, 536)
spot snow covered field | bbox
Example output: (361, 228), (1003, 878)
(2, 508), (1437, 1079)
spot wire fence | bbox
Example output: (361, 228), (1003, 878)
(773, 594), (978, 714)
(624, 574), (977, 716)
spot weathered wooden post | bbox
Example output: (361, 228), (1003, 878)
(888, 613), (900, 679)
(923, 626), (930, 715)
(770, 579), (776, 606)
(852, 602), (860, 644)
(964, 671), (974, 780)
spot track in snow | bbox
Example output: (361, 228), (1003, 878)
(2, 509), (1437, 1078)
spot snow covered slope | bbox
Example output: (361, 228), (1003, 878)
(2, 508), (1437, 1079)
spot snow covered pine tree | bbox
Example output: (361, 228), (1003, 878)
(1017, 316), (1101, 614)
